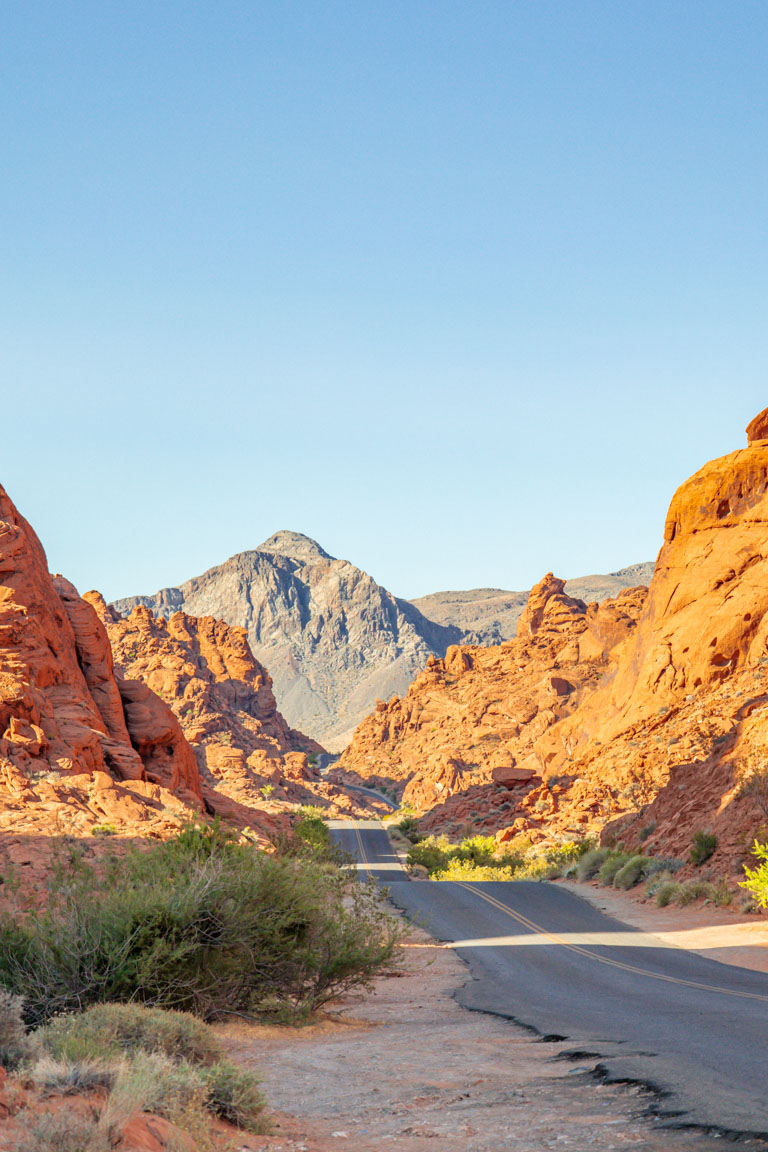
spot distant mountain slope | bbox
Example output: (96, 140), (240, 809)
(113, 532), (462, 750)
(409, 562), (654, 645)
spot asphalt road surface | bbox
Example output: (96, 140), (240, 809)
(331, 818), (768, 1137)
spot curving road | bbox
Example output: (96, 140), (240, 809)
(331, 818), (768, 1138)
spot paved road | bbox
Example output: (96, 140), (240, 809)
(327, 818), (407, 883)
(331, 819), (768, 1137)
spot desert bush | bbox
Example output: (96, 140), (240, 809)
(741, 840), (768, 908)
(645, 856), (683, 876)
(637, 821), (656, 842)
(37, 1003), (222, 1066)
(204, 1058), (267, 1131)
(431, 858), (520, 881)
(407, 836), (452, 874)
(613, 855), (650, 890)
(597, 852), (631, 885)
(14, 1109), (109, 1152)
(394, 815), (421, 843)
(453, 835), (497, 867)
(689, 829), (718, 866)
(0, 828), (400, 1025)
(676, 878), (716, 906)
(0, 988), (31, 1070)
(653, 879), (682, 907)
(576, 847), (610, 880)
(29, 1055), (115, 1095)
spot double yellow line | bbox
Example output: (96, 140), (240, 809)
(456, 882), (768, 1004)
(354, 822), (373, 880)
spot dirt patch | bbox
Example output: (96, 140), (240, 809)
(215, 918), (763, 1152)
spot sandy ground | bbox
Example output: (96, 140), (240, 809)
(216, 917), (768, 1152)
(559, 879), (768, 974)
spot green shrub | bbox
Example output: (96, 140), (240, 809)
(576, 847), (610, 880)
(0, 829), (400, 1025)
(637, 821), (656, 842)
(204, 1059), (267, 1131)
(676, 879), (716, 906)
(597, 852), (631, 885)
(37, 1003), (222, 1066)
(453, 835), (497, 867)
(689, 830), (718, 866)
(654, 879), (682, 907)
(431, 858), (520, 881)
(645, 856), (683, 876)
(613, 855), (650, 890)
(741, 840), (768, 908)
(407, 836), (451, 874)
(395, 815), (421, 843)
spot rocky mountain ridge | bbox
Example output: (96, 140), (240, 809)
(0, 488), (376, 892)
(410, 561), (654, 645)
(114, 535), (653, 749)
(114, 533), (463, 750)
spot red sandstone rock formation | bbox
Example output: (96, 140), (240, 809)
(96, 600), (372, 824)
(540, 413), (768, 872)
(0, 484), (206, 851)
(334, 577), (646, 836)
(338, 410), (768, 877)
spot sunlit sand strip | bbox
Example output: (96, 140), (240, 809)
(445, 931), (748, 950)
(327, 819), (384, 829)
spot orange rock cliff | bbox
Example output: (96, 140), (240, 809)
(0, 483), (204, 851)
(95, 600), (368, 824)
(335, 410), (768, 875)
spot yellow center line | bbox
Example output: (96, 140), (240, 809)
(456, 882), (768, 1004)
(354, 822), (373, 880)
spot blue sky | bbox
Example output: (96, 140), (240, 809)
(1, 1), (766, 600)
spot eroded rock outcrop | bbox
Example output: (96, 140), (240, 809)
(97, 600), (372, 824)
(538, 413), (768, 868)
(334, 575), (647, 836)
(0, 484), (205, 849)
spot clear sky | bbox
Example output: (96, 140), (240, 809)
(1, 1), (766, 601)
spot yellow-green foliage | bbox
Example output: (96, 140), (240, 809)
(741, 840), (768, 907)
(407, 832), (591, 882)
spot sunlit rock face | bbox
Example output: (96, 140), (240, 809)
(0, 481), (206, 849)
(333, 573), (647, 836)
(335, 411), (768, 875)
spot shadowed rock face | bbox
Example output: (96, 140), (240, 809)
(113, 532), (462, 750)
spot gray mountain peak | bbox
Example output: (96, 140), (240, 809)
(257, 531), (334, 563)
